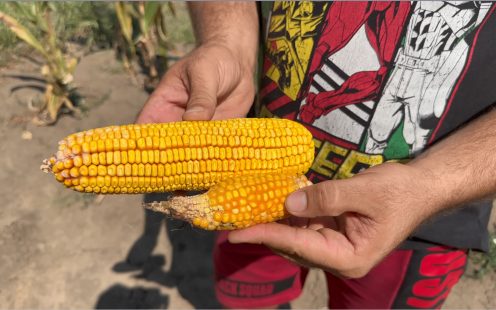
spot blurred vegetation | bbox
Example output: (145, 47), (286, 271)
(0, 2), (114, 63)
(0, 1), (194, 124)
(115, 2), (177, 91)
(0, 2), (86, 125)
(470, 232), (496, 278)
(0, 2), (194, 62)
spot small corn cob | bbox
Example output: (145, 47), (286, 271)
(41, 118), (314, 194)
(145, 173), (311, 230)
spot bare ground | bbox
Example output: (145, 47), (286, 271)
(0, 50), (494, 309)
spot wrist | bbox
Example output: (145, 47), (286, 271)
(201, 37), (258, 75)
(188, 2), (259, 75)
(406, 160), (454, 215)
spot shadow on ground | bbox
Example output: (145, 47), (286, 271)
(95, 193), (221, 309)
(95, 284), (169, 309)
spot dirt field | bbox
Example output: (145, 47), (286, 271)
(0, 50), (494, 309)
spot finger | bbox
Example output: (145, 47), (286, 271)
(183, 60), (218, 121)
(307, 217), (338, 231)
(137, 98), (186, 124)
(228, 223), (355, 271)
(270, 248), (312, 268)
(284, 216), (337, 231)
(137, 72), (189, 124)
(211, 106), (249, 120)
(211, 84), (255, 120)
(285, 178), (366, 218)
(288, 216), (310, 228)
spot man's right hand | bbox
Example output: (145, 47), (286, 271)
(136, 42), (256, 124)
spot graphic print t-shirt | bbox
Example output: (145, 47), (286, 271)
(258, 1), (495, 251)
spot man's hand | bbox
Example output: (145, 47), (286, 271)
(229, 107), (496, 278)
(228, 162), (446, 278)
(137, 2), (259, 124)
(137, 43), (256, 124)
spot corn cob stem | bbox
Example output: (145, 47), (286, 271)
(144, 173), (312, 230)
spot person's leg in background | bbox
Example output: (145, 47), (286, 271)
(214, 231), (307, 309)
(326, 243), (468, 309)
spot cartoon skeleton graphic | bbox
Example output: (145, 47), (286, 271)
(365, 1), (492, 155)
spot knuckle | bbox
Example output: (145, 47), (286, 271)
(188, 93), (215, 106)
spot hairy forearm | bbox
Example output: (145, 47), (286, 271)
(188, 2), (259, 69)
(410, 107), (496, 212)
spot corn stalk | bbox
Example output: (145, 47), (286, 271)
(0, 2), (80, 125)
(115, 1), (174, 91)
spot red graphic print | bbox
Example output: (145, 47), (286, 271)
(406, 247), (467, 309)
(299, 2), (411, 123)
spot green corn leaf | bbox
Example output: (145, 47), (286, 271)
(46, 2), (57, 13)
(7, 2), (37, 23)
(32, 2), (50, 32)
(143, 2), (160, 33)
(78, 20), (98, 29)
(0, 10), (48, 57)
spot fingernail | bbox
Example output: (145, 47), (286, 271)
(286, 191), (307, 212)
(183, 107), (206, 120)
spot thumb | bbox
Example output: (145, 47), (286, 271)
(183, 61), (218, 121)
(285, 179), (363, 218)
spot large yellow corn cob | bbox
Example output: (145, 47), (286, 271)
(42, 118), (315, 229)
(42, 118), (314, 193)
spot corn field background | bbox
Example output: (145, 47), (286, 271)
(0, 1), (194, 125)
(0, 2), (494, 309)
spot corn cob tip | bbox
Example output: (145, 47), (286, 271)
(143, 194), (234, 230)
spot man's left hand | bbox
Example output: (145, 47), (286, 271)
(228, 162), (446, 278)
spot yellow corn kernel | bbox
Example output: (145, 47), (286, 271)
(69, 167), (79, 178)
(79, 165), (89, 176)
(89, 141), (98, 153)
(97, 140), (106, 152)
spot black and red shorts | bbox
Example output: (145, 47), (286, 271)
(214, 232), (467, 309)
